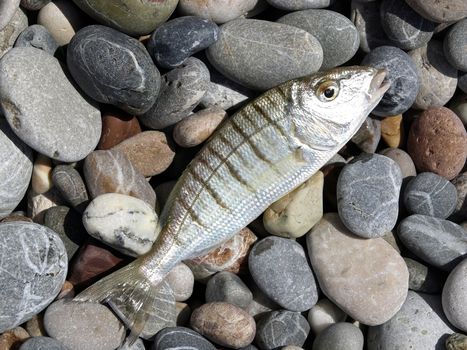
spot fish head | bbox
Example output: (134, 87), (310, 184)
(290, 66), (390, 151)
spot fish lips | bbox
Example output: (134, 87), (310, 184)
(368, 69), (391, 105)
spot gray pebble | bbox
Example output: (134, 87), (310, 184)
(361, 46), (420, 116)
(20, 0), (51, 10)
(19, 336), (67, 350)
(404, 257), (445, 294)
(206, 271), (253, 309)
(153, 326), (216, 350)
(0, 7), (28, 58)
(14, 24), (58, 55)
(459, 72), (467, 94)
(450, 172), (467, 222)
(404, 172), (457, 218)
(444, 18), (467, 72)
(312, 322), (364, 350)
(52, 165), (89, 213)
(379, 148), (417, 179)
(0, 0), (20, 31)
(0, 222), (67, 333)
(245, 279), (280, 318)
(404, 0), (467, 23)
(398, 214), (467, 271)
(139, 57), (210, 129)
(337, 153), (402, 238)
(351, 116), (381, 153)
(266, 0), (332, 10)
(442, 258), (467, 332)
(249, 236), (318, 312)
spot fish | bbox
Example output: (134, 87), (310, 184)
(74, 66), (390, 341)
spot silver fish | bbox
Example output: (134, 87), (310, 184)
(74, 66), (390, 340)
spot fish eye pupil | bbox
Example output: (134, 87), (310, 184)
(324, 87), (335, 99)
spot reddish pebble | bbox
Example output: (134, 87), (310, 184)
(97, 109), (141, 150)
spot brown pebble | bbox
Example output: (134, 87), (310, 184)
(407, 107), (467, 180)
(0, 327), (29, 350)
(381, 114), (404, 148)
(97, 109), (141, 150)
(190, 302), (256, 348)
(57, 280), (75, 299)
(112, 131), (175, 177)
(25, 314), (47, 337)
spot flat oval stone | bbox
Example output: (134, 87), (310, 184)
(308, 298), (347, 335)
(249, 236), (318, 312)
(307, 213), (409, 326)
(443, 258), (467, 332)
(312, 322), (364, 350)
(164, 263), (194, 302)
(71, 0), (178, 36)
(0, 47), (101, 162)
(19, 336), (67, 350)
(266, 0), (332, 10)
(207, 19), (323, 91)
(0, 7), (28, 58)
(405, 0), (467, 23)
(398, 214), (467, 271)
(52, 165), (89, 213)
(205, 271), (253, 309)
(278, 9), (359, 70)
(20, 0), (50, 10)
(404, 257), (445, 294)
(444, 19), (467, 72)
(67, 25), (160, 115)
(153, 327), (216, 350)
(0, 222), (67, 332)
(98, 109), (141, 150)
(14, 24), (58, 55)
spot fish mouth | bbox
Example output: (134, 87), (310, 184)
(368, 69), (390, 104)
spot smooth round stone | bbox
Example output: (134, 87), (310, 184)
(350, 117), (381, 153)
(362, 46), (419, 116)
(278, 9), (359, 70)
(266, 0), (331, 10)
(83, 193), (159, 257)
(398, 214), (467, 271)
(307, 213), (409, 326)
(164, 263), (194, 302)
(153, 326), (216, 350)
(442, 258), (467, 332)
(19, 336), (66, 350)
(404, 0), (467, 23)
(190, 302), (256, 348)
(444, 19), (467, 72)
(148, 16), (219, 69)
(380, 0), (434, 50)
(0, 0), (20, 31)
(446, 333), (467, 350)
(367, 291), (456, 350)
(98, 109), (141, 150)
(451, 173), (467, 222)
(255, 310), (310, 350)
(207, 19), (323, 91)
(380, 115), (403, 148)
(67, 25), (160, 115)
(14, 24), (58, 55)
(308, 298), (347, 335)
(409, 41), (457, 110)
(0, 47), (101, 162)
(460, 72), (467, 94)
(140, 57), (210, 129)
(337, 153), (402, 238)
(0, 119), (33, 219)
(312, 322), (363, 350)
(71, 0), (178, 36)
(44, 299), (125, 350)
(407, 107), (467, 180)
(52, 165), (89, 212)
(404, 172), (457, 218)
(0, 222), (67, 333)
(0, 7), (28, 58)
(20, 0), (50, 10)
(404, 257), (445, 294)
(205, 271), (253, 309)
(249, 236), (318, 312)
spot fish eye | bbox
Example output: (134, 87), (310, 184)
(317, 81), (340, 102)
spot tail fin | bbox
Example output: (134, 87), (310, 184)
(73, 260), (162, 345)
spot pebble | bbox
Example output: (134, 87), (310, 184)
(190, 302), (256, 348)
(381, 115), (403, 148)
(0, 222), (67, 333)
(337, 153), (402, 238)
(20, 0), (50, 10)
(164, 263), (195, 302)
(173, 107), (226, 148)
(205, 271), (253, 309)
(249, 236), (318, 312)
(278, 9), (359, 70)
(367, 291), (456, 349)
(307, 213), (409, 326)
(350, 117), (381, 153)
(140, 57), (210, 129)
(266, 0), (332, 10)
(0, 0), (20, 31)
(446, 333), (467, 350)
(83, 149), (156, 208)
(451, 173), (467, 221)
(404, 257), (445, 294)
(83, 193), (159, 257)
(148, 16), (219, 69)
(67, 25), (160, 115)
(307, 298), (347, 335)
(263, 171), (323, 238)
(449, 93), (467, 126)
(14, 24), (58, 55)
(0, 7), (28, 58)
(19, 336), (67, 350)
(442, 258), (467, 332)
(0, 327), (30, 350)
(44, 299), (125, 350)
(380, 0), (434, 50)
(112, 131), (175, 177)
(27, 188), (64, 224)
(31, 155), (53, 195)
(25, 314), (46, 337)
(409, 41), (458, 110)
(153, 326), (216, 350)
(117, 338), (145, 350)
(404, 0), (467, 23)
(255, 310), (310, 350)
(0, 119), (33, 219)
(444, 19), (467, 72)
(361, 46), (420, 116)
(398, 214), (467, 271)
(312, 322), (364, 350)
(52, 165), (89, 212)
(175, 302), (191, 326)
(245, 280), (280, 318)
(407, 107), (467, 180)
(206, 19), (323, 91)
(460, 72), (467, 94)
(98, 109), (141, 150)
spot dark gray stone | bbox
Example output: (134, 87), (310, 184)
(139, 57), (210, 129)
(380, 0), (435, 50)
(459, 72), (467, 94)
(20, 0), (51, 10)
(0, 0), (20, 31)
(404, 257), (445, 294)
(0, 7), (28, 58)
(0, 222), (67, 333)
(67, 25), (160, 115)
(450, 172), (467, 222)
(205, 271), (253, 309)
(337, 153), (402, 238)
(19, 336), (67, 350)
(351, 116), (381, 153)
(312, 322), (364, 350)
(361, 46), (419, 116)
(52, 165), (89, 213)
(278, 9), (359, 70)
(444, 18), (467, 72)
(248, 236), (318, 312)
(404, 172), (457, 219)
(15, 25), (58, 55)
(153, 326), (216, 350)
(266, 0), (332, 10)
(398, 214), (467, 271)
(148, 16), (219, 69)
(255, 310), (310, 350)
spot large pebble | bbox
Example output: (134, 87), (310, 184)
(0, 47), (101, 161)
(14, 24), (58, 55)
(0, 222), (67, 333)
(307, 213), (409, 326)
(404, 257), (445, 294)
(153, 327), (216, 350)
(205, 271), (253, 309)
(0, 0), (20, 31)
(405, 0), (467, 23)
(98, 109), (141, 150)
(249, 236), (318, 312)
(52, 165), (89, 213)
(350, 117), (381, 153)
(20, 0), (50, 10)
(164, 263), (194, 302)
(442, 258), (467, 332)
(444, 19), (467, 72)
(0, 7), (28, 58)
(278, 9), (359, 70)
(67, 25), (160, 115)
(312, 322), (364, 350)
(398, 214), (467, 271)
(207, 19), (323, 91)
(308, 298), (347, 335)
(19, 337), (67, 350)
(451, 172), (467, 222)
(266, 0), (332, 10)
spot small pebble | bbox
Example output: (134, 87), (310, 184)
(0, 327), (30, 350)
(31, 154), (53, 195)
(98, 109), (142, 150)
(52, 165), (89, 212)
(442, 258), (467, 332)
(19, 336), (67, 350)
(0, 0), (20, 31)
(0, 8), (28, 58)
(164, 263), (195, 302)
(20, 0), (50, 10)
(380, 115), (403, 148)
(25, 314), (46, 337)
(404, 257), (445, 294)
(307, 298), (347, 335)
(444, 18), (467, 72)
(312, 322), (364, 350)
(27, 188), (64, 224)
(14, 24), (58, 55)
(350, 117), (381, 153)
(446, 333), (467, 350)
(205, 271), (253, 309)
(451, 172), (467, 222)
(153, 326), (216, 350)
(404, 0), (467, 23)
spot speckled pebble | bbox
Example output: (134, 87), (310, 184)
(442, 258), (467, 332)
(312, 322), (364, 350)
(205, 271), (252, 309)
(153, 326), (216, 350)
(307, 298), (347, 335)
(404, 257), (445, 294)
(164, 263), (194, 302)
(19, 337), (67, 350)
